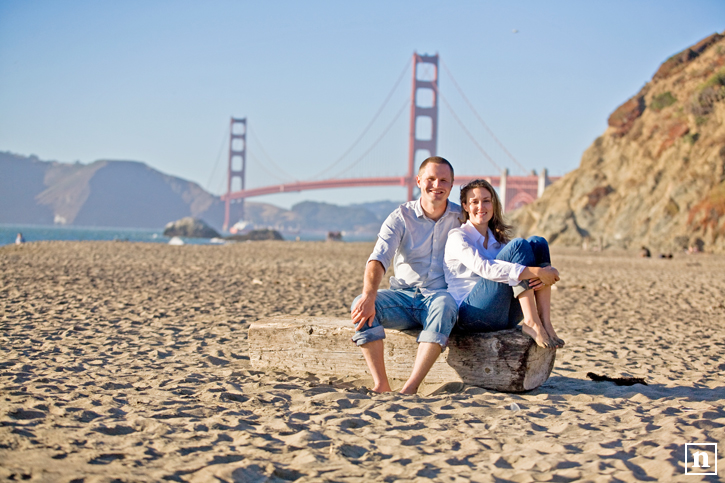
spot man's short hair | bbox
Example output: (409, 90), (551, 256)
(418, 156), (454, 179)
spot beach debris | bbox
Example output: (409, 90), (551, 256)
(226, 229), (284, 242)
(587, 372), (648, 386)
(252, 278), (264, 285)
(509, 402), (521, 411)
(168, 237), (184, 246)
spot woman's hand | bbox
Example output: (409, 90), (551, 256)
(520, 266), (560, 287)
(528, 278), (544, 290)
(534, 266), (560, 286)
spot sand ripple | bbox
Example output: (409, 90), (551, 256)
(1, 242), (724, 482)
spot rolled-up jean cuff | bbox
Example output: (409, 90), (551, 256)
(513, 281), (529, 298)
(352, 325), (386, 346)
(417, 330), (448, 349)
(539, 262), (551, 267)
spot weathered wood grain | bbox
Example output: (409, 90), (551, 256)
(248, 316), (556, 392)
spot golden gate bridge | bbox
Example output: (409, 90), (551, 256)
(217, 53), (558, 231)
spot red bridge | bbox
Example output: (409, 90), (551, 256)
(220, 53), (558, 231)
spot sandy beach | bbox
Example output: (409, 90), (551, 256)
(1, 240), (724, 482)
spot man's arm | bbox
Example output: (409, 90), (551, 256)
(351, 260), (385, 331)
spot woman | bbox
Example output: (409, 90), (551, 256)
(444, 179), (564, 348)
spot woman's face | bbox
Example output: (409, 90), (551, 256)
(463, 187), (494, 228)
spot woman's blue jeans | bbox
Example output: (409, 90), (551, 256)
(456, 236), (550, 333)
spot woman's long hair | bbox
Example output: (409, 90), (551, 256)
(459, 179), (513, 244)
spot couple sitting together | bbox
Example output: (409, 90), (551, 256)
(350, 156), (564, 394)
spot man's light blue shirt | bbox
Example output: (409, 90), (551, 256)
(368, 199), (462, 295)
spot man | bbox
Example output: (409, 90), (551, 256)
(351, 156), (461, 394)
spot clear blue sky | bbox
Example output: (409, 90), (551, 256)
(1, 1), (723, 209)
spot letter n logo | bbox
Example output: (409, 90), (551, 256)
(685, 443), (717, 475)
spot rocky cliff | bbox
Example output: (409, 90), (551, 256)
(511, 32), (725, 253)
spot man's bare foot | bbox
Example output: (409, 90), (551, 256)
(521, 321), (553, 348)
(541, 319), (565, 348)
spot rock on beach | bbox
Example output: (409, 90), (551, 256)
(163, 217), (220, 238)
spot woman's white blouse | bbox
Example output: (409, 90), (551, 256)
(444, 221), (526, 306)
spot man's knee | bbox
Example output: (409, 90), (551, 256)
(350, 294), (362, 312)
(427, 293), (458, 327)
(432, 293), (458, 318)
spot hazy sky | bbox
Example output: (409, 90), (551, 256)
(1, 1), (723, 208)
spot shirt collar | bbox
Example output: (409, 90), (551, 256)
(414, 199), (455, 220)
(464, 220), (499, 247)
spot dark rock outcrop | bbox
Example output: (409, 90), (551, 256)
(163, 217), (220, 238)
(225, 229), (284, 241)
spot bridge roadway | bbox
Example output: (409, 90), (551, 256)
(221, 175), (539, 201)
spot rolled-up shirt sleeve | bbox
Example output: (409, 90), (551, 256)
(368, 211), (404, 272)
(448, 231), (525, 286)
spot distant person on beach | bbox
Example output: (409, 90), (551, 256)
(351, 157), (461, 394)
(444, 179), (564, 348)
(15, 233), (25, 245)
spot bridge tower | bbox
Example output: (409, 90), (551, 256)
(223, 117), (247, 232)
(407, 53), (439, 201)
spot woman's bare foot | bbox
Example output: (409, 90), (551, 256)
(521, 321), (553, 348)
(541, 319), (565, 348)
(371, 382), (392, 393)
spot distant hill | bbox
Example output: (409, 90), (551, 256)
(0, 151), (403, 233)
(0, 152), (224, 229)
(510, 32), (725, 254)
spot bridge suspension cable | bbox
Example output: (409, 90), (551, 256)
(439, 93), (501, 172)
(309, 59), (411, 180)
(248, 126), (296, 183)
(247, 151), (295, 184)
(205, 126), (230, 193)
(329, 98), (410, 179)
(430, 77), (502, 173)
(441, 59), (528, 175)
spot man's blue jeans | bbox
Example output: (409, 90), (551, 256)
(457, 236), (550, 333)
(351, 288), (458, 348)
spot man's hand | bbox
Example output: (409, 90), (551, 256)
(351, 293), (376, 331)
(352, 260), (385, 331)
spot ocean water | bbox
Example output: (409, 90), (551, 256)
(0, 224), (376, 247)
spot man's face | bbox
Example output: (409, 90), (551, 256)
(416, 163), (453, 205)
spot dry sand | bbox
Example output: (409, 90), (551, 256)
(1, 240), (724, 482)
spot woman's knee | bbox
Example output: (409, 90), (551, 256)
(498, 238), (535, 265)
(526, 236), (551, 266)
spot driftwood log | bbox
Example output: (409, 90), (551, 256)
(248, 316), (556, 392)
